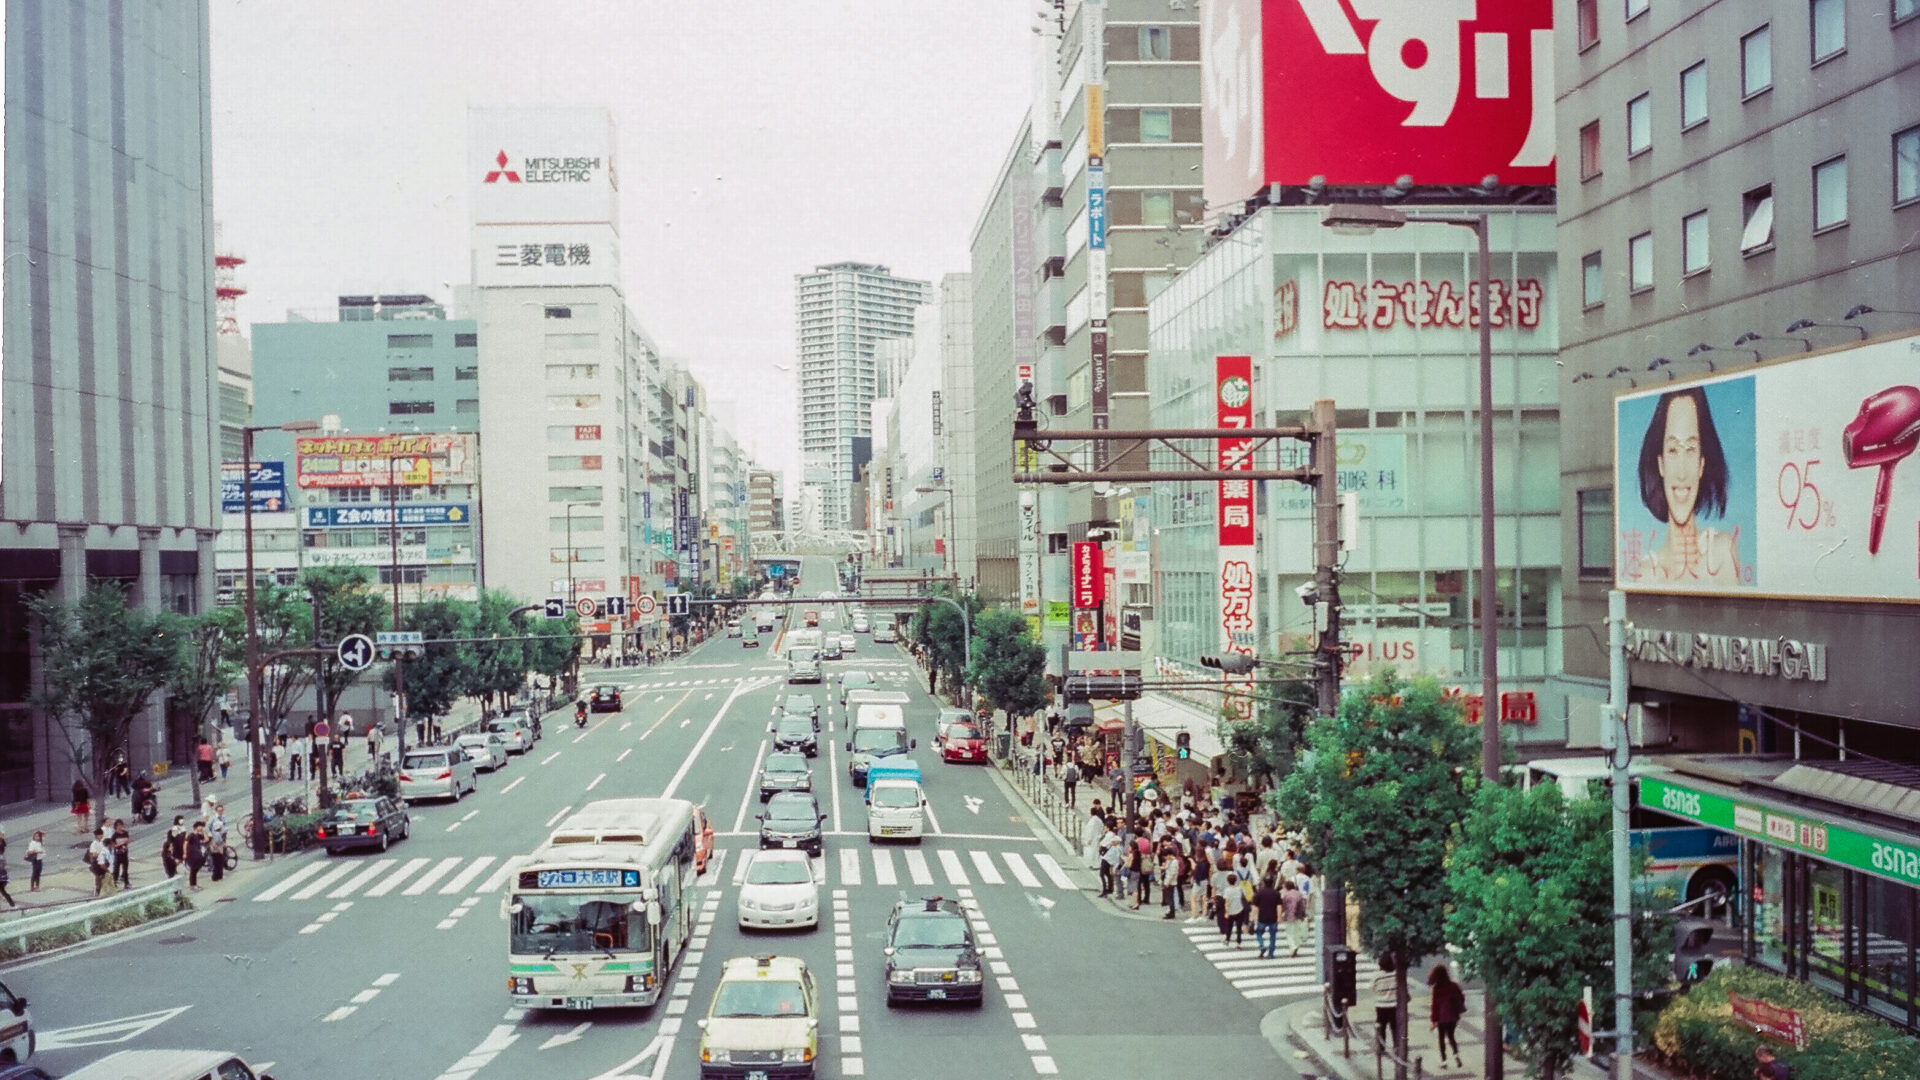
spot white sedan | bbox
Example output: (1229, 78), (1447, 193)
(736, 849), (819, 930)
(455, 733), (509, 772)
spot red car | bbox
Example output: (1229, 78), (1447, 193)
(941, 722), (987, 763)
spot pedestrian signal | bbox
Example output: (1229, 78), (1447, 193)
(1176, 732), (1192, 760)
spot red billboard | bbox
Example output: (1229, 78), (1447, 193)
(1216, 356), (1255, 546)
(1201, 0), (1556, 208)
(1071, 542), (1105, 610)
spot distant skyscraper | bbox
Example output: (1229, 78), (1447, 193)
(794, 262), (928, 528)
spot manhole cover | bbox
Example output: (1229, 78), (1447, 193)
(156, 935), (196, 945)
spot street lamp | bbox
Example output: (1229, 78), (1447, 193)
(1322, 202), (1504, 1080)
(242, 418), (322, 860)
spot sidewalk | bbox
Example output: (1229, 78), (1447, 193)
(0, 698), (493, 913)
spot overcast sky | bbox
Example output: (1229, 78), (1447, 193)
(211, 0), (1036, 478)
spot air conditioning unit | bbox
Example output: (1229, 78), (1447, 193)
(1629, 702), (1670, 747)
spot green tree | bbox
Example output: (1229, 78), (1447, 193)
(1276, 670), (1478, 1075)
(911, 590), (983, 700)
(304, 565), (387, 736)
(28, 584), (184, 825)
(1447, 781), (1673, 1080)
(465, 589), (530, 709)
(168, 613), (245, 807)
(1219, 668), (1318, 789)
(526, 611), (582, 693)
(967, 608), (1047, 720)
(387, 598), (474, 724)
(232, 583), (315, 738)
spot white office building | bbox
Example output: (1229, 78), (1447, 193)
(794, 262), (928, 528)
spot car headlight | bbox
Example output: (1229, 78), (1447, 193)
(889, 969), (915, 984)
(703, 1045), (726, 1064)
(783, 1047), (814, 1063)
(509, 977), (535, 994)
(956, 969), (983, 984)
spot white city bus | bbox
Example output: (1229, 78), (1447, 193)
(506, 798), (699, 1010)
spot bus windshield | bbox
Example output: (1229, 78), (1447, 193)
(510, 894), (652, 957)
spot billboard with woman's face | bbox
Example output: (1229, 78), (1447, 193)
(1614, 333), (1920, 602)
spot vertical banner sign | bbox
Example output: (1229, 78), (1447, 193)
(1216, 355), (1257, 723)
(1090, 323), (1110, 469)
(1018, 490), (1042, 617)
(1071, 541), (1105, 610)
(1086, 12), (1111, 472)
(931, 390), (943, 436)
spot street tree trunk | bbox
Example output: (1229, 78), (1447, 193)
(1395, 963), (1411, 1080)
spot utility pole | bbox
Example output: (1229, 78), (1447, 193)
(389, 458), (407, 761)
(1309, 398), (1348, 985)
(1606, 589), (1634, 1080)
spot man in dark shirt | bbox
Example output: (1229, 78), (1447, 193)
(1250, 874), (1284, 959)
(1753, 1046), (1791, 1080)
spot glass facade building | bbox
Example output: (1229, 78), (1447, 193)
(1147, 206), (1568, 742)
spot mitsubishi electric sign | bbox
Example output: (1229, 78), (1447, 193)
(469, 106), (619, 228)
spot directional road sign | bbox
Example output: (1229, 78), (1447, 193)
(604, 596), (627, 617)
(576, 596), (598, 618)
(336, 633), (375, 672)
(544, 597), (567, 619)
(667, 592), (691, 617)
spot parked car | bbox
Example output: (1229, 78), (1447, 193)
(456, 732), (509, 772)
(484, 716), (534, 754)
(940, 721), (988, 764)
(588, 685), (623, 712)
(736, 849), (820, 930)
(398, 746), (478, 803)
(934, 707), (973, 748)
(317, 796), (411, 854)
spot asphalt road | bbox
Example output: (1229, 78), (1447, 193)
(13, 558), (1301, 1079)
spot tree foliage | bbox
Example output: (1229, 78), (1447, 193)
(237, 583), (314, 735)
(967, 608), (1047, 719)
(169, 613), (245, 806)
(304, 565), (387, 727)
(1447, 781), (1673, 1080)
(1219, 668), (1317, 787)
(911, 589), (983, 699)
(1275, 670), (1478, 1064)
(386, 598), (473, 721)
(28, 584), (183, 822)
(526, 611), (581, 685)
(464, 589), (530, 705)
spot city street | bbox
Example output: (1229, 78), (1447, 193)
(12, 560), (1297, 1079)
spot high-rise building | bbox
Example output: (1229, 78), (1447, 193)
(967, 120), (1036, 601)
(1, 0), (221, 799)
(1555, 0), (1920, 1026)
(748, 469), (784, 536)
(794, 262), (929, 528)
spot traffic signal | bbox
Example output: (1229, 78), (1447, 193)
(1199, 653), (1258, 675)
(1330, 946), (1357, 1008)
(1673, 920), (1717, 985)
(374, 631), (425, 662)
(1175, 732), (1192, 760)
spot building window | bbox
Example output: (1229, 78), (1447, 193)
(545, 306), (572, 319)
(1576, 0), (1598, 48)
(551, 547), (604, 565)
(1138, 26), (1171, 60)
(389, 401), (435, 415)
(1047, 532), (1069, 555)
(1624, 0), (1649, 18)
(456, 398), (479, 415)
(1680, 61), (1708, 129)
(1140, 108), (1173, 142)
(1628, 232), (1653, 292)
(387, 333), (433, 349)
(550, 516), (604, 533)
(1895, 125), (1920, 207)
(1741, 184), (1776, 252)
(1682, 210), (1710, 275)
(1741, 25), (1773, 97)
(387, 366), (434, 382)
(548, 486), (603, 503)
(1141, 191), (1173, 227)
(1810, 0), (1845, 62)
(1626, 93), (1652, 157)
(1578, 489), (1613, 577)
(1581, 251), (1604, 308)
(454, 364), (478, 381)
(545, 332), (596, 350)
(453, 332), (478, 348)
(1813, 155), (1848, 230)
(546, 363), (601, 380)
(548, 455), (604, 471)
(1579, 121), (1601, 180)
(547, 394), (602, 410)
(1899, 0), (1920, 21)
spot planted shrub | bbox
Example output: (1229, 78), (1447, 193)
(1652, 965), (1920, 1080)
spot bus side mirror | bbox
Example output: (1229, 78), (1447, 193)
(9, 998), (25, 1015)
(910, 738), (918, 750)
(645, 902), (662, 926)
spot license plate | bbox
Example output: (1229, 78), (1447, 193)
(746, 1072), (769, 1080)
(563, 997), (594, 1010)
(927, 988), (946, 1000)
(782, 840), (796, 848)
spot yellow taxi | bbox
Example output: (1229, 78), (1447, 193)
(696, 954), (819, 1080)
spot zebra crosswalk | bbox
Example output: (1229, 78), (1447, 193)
(696, 844), (1078, 892)
(1181, 923), (1383, 1000)
(251, 855), (530, 904)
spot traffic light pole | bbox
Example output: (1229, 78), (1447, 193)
(1309, 398), (1349, 987)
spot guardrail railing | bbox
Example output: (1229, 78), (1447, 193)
(0, 878), (183, 955)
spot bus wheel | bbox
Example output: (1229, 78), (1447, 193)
(1687, 867), (1738, 917)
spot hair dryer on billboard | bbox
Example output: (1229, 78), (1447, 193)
(1841, 385), (1920, 555)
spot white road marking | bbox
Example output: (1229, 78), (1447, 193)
(838, 847), (861, 885)
(969, 850), (1005, 885)
(544, 805), (573, 828)
(827, 738), (843, 833)
(617, 747), (632, 762)
(586, 772), (606, 791)
(871, 848), (897, 885)
(440, 856), (497, 894)
(374, 972), (401, 986)
(661, 681), (761, 800)
(34, 1006), (192, 1050)
(540, 752), (561, 765)
(480, 855), (528, 893)
(1032, 853), (1076, 890)
(963, 795), (984, 815)
(461, 809), (478, 821)
(329, 859), (396, 899)
(936, 849), (970, 885)
(903, 849), (934, 885)
(290, 864), (358, 901)
(446, 820), (463, 833)
(322, 1006), (355, 1023)
(404, 856), (464, 896)
(732, 739), (769, 834)
(731, 850), (752, 886)
(538, 1022), (592, 1050)
(1002, 852), (1043, 888)
(922, 795), (943, 835)
(619, 720), (632, 731)
(253, 862), (327, 902)
(500, 775), (525, 794)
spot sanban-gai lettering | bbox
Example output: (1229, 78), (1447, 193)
(1625, 627), (1827, 683)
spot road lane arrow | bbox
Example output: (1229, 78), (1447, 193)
(37, 1005), (192, 1050)
(964, 795), (984, 815)
(540, 1022), (592, 1050)
(586, 1032), (671, 1080)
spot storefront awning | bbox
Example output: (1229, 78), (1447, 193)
(1639, 755), (1920, 890)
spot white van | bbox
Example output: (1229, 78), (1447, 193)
(846, 705), (914, 785)
(64, 1049), (275, 1080)
(866, 777), (927, 841)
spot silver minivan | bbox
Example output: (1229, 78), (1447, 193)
(787, 648), (823, 684)
(64, 1049), (274, 1080)
(398, 746), (478, 803)
(484, 716), (533, 754)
